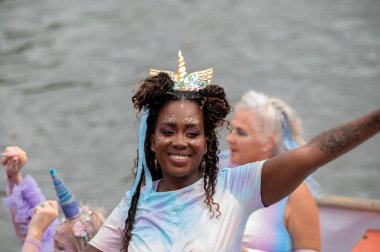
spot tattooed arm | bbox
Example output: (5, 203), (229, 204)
(260, 109), (380, 207)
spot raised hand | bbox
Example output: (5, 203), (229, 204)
(1, 146), (28, 182)
(27, 200), (59, 241)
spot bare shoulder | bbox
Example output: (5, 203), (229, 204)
(289, 182), (314, 201)
(286, 182), (317, 213)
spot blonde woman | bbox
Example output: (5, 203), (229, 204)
(221, 90), (320, 251)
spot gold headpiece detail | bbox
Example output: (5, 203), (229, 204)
(149, 50), (213, 91)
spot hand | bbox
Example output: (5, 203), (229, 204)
(27, 201), (59, 241)
(1, 146), (28, 181)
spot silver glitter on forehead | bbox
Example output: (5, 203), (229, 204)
(163, 115), (176, 123)
(184, 117), (200, 125)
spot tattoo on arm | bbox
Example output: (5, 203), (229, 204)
(318, 125), (359, 154)
(318, 115), (380, 154)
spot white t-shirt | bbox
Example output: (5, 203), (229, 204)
(89, 161), (264, 252)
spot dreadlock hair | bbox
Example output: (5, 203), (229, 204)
(121, 72), (231, 251)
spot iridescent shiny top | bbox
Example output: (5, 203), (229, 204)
(149, 50), (213, 91)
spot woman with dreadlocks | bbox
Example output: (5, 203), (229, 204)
(86, 51), (380, 252)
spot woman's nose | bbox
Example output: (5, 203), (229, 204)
(172, 134), (187, 148)
(227, 132), (234, 144)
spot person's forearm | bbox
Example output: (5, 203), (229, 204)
(6, 176), (26, 241)
(307, 108), (380, 168)
(6, 174), (23, 195)
(21, 236), (42, 252)
(4, 175), (47, 242)
(261, 109), (380, 206)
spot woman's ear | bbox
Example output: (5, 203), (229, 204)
(264, 132), (276, 152)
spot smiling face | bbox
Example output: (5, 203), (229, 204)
(227, 109), (274, 165)
(151, 100), (207, 190)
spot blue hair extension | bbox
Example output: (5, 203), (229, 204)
(130, 107), (152, 199)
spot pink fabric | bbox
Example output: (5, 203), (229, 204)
(318, 204), (380, 252)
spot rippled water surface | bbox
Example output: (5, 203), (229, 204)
(1, 0), (380, 250)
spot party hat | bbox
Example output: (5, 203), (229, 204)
(50, 168), (80, 219)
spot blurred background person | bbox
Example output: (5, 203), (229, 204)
(2, 146), (58, 251)
(2, 146), (106, 251)
(220, 90), (320, 251)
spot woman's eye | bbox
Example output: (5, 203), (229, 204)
(161, 129), (174, 136)
(237, 129), (248, 136)
(187, 131), (200, 138)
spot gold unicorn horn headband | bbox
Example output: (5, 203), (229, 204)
(149, 50), (213, 91)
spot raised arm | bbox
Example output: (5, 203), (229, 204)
(261, 109), (380, 206)
(21, 201), (59, 252)
(2, 146), (58, 251)
(2, 146), (28, 240)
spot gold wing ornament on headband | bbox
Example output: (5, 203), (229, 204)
(149, 50), (213, 91)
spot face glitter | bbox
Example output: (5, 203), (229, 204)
(157, 134), (170, 143)
(184, 117), (200, 125)
(164, 115), (177, 124)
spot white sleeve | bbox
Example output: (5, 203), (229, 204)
(219, 160), (265, 214)
(89, 195), (130, 251)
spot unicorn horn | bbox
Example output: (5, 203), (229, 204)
(177, 50), (187, 80)
(50, 168), (80, 219)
